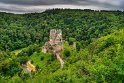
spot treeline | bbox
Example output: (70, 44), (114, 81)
(0, 9), (124, 51)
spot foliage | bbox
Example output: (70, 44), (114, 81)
(0, 9), (124, 51)
(0, 9), (124, 83)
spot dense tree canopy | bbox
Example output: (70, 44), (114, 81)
(0, 9), (124, 82)
(0, 9), (124, 51)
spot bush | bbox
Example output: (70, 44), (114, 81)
(63, 49), (70, 57)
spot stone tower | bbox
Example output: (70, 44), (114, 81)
(49, 29), (62, 46)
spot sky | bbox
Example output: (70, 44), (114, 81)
(0, 0), (124, 14)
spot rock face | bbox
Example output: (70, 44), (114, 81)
(42, 29), (64, 68)
(21, 61), (36, 77)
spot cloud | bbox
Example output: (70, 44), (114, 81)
(0, 0), (73, 5)
(0, 0), (123, 14)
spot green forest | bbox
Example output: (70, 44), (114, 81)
(0, 9), (124, 83)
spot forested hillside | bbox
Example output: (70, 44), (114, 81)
(0, 9), (124, 83)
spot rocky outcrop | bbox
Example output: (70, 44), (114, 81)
(21, 60), (36, 78)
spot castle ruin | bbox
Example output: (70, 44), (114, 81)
(42, 29), (64, 68)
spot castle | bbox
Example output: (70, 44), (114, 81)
(42, 29), (63, 53)
(42, 29), (64, 68)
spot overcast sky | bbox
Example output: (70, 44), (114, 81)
(0, 0), (124, 14)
